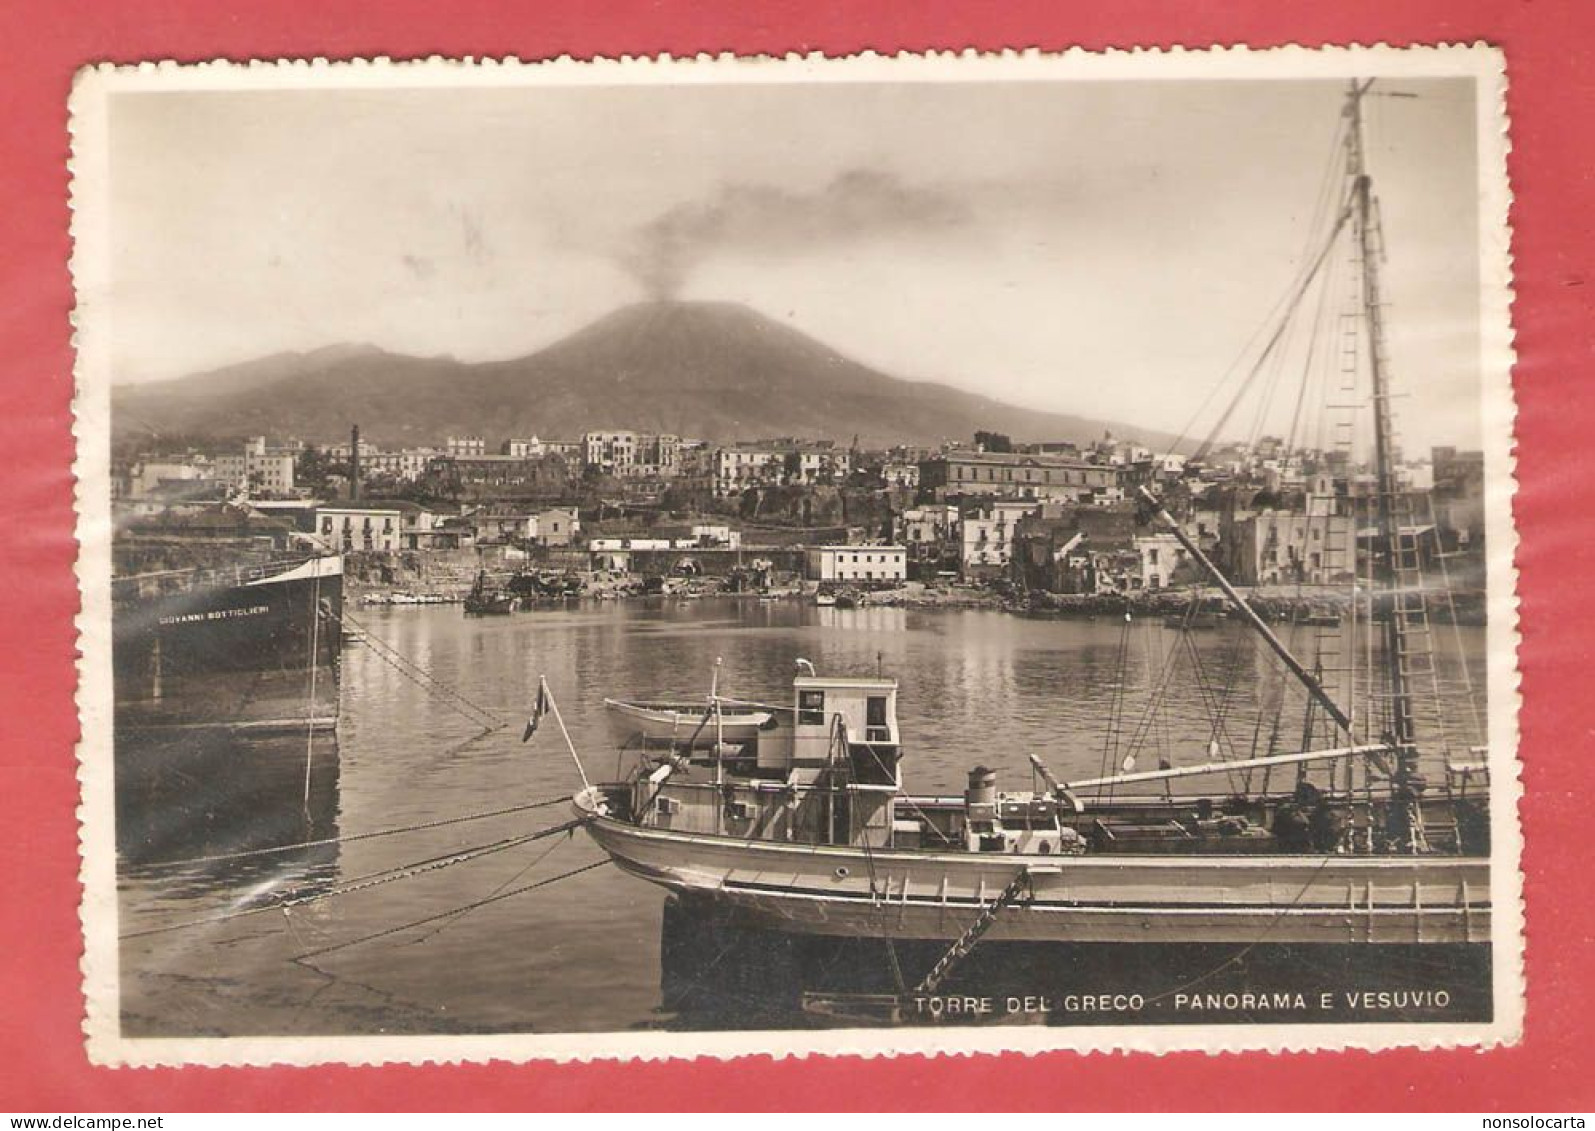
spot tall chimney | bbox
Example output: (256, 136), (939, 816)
(350, 424), (361, 501)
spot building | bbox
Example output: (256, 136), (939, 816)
(211, 437), (297, 497)
(959, 500), (1042, 579)
(361, 447), (440, 482)
(325, 439), (441, 484)
(920, 450), (1120, 504)
(584, 431), (637, 476)
(533, 507), (580, 547)
(1132, 533), (1190, 589)
(689, 523), (741, 549)
(896, 503), (961, 580)
(805, 546), (907, 584)
(880, 460), (921, 490)
(1431, 445), (1485, 549)
(446, 435), (487, 458)
(1010, 505), (1140, 592)
(316, 503), (406, 552)
(432, 453), (574, 496)
(316, 500), (447, 552)
(714, 439), (852, 497)
(1232, 510), (1355, 585)
(502, 436), (547, 458)
(583, 431), (681, 479)
(470, 505), (536, 544)
(126, 459), (208, 499)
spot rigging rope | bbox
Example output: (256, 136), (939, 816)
(403, 831), (573, 947)
(1192, 198), (1357, 465)
(124, 794), (576, 873)
(830, 716), (906, 995)
(1096, 609), (1135, 802)
(120, 818), (590, 940)
(291, 860), (610, 962)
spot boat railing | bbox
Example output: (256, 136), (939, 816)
(633, 774), (901, 847)
(112, 553), (331, 600)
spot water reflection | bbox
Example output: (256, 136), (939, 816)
(116, 597), (1490, 1036)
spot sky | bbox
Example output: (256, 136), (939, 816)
(105, 74), (1484, 451)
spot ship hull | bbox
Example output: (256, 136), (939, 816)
(576, 791), (1491, 947)
(113, 556), (344, 732)
(660, 895), (1493, 1027)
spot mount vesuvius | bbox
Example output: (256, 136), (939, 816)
(112, 301), (1171, 451)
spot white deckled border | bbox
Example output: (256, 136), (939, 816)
(70, 42), (1522, 1068)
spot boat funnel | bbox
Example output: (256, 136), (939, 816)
(965, 766), (998, 808)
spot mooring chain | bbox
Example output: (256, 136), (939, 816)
(331, 606), (506, 730)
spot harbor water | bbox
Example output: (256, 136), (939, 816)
(117, 597), (1489, 1036)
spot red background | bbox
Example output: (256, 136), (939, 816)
(2, 0), (1591, 1112)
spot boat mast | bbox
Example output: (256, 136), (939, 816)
(1346, 80), (1419, 765)
(1136, 486), (1353, 737)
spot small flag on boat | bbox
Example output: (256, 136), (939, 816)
(523, 683), (549, 742)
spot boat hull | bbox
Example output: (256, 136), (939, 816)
(576, 790), (1491, 947)
(113, 555), (344, 732)
(660, 894), (1493, 1027)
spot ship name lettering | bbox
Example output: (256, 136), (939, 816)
(158, 605), (270, 627)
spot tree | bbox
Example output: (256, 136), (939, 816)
(974, 431), (1013, 454)
(295, 446), (335, 493)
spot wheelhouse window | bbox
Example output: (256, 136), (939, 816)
(798, 689), (826, 726)
(866, 695), (889, 743)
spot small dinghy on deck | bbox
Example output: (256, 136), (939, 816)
(603, 698), (776, 749)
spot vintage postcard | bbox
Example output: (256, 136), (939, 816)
(71, 45), (1521, 1065)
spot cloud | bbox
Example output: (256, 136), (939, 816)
(618, 169), (974, 299)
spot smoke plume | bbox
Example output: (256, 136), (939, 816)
(619, 169), (973, 299)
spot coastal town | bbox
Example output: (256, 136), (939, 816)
(111, 423), (1487, 617)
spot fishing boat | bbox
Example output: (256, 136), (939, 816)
(603, 697), (777, 748)
(566, 82), (1495, 999)
(815, 592), (838, 608)
(463, 570), (518, 616)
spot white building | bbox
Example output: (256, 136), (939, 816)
(127, 459), (207, 498)
(584, 431), (637, 476)
(316, 504), (405, 552)
(584, 431), (681, 479)
(1132, 533), (1190, 590)
(881, 461), (921, 490)
(805, 545), (907, 584)
(503, 436), (548, 459)
(898, 504), (957, 547)
(690, 523), (741, 549)
(532, 507), (580, 547)
(714, 440), (852, 497)
(211, 437), (297, 496)
(446, 435), (487, 457)
(959, 500), (1041, 576)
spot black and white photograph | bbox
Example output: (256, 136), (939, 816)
(70, 48), (1520, 1063)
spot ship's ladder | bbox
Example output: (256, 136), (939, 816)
(1306, 294), (1364, 749)
(915, 867), (1034, 995)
